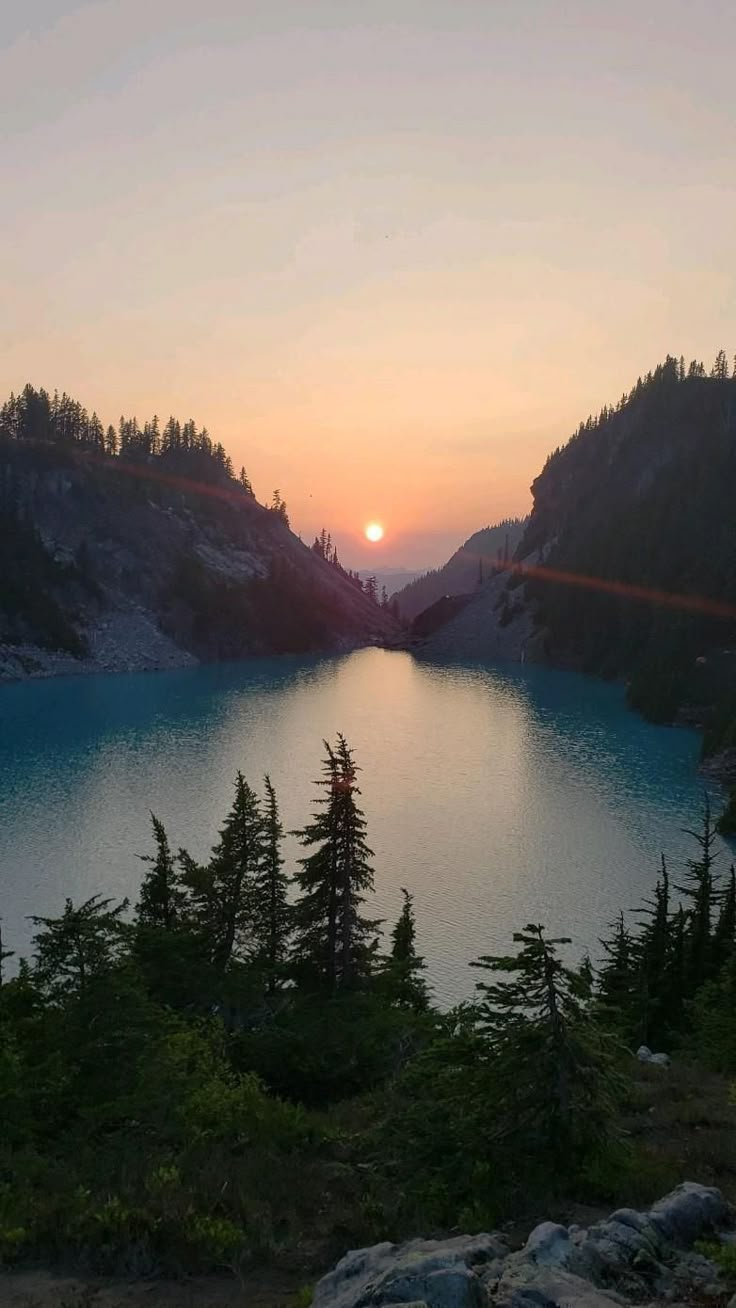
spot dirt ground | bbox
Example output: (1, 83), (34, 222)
(0, 1267), (303, 1308)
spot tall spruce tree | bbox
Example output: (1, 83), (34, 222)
(292, 735), (380, 992)
(597, 912), (637, 1036)
(186, 773), (263, 971)
(136, 813), (186, 931)
(633, 856), (673, 1044)
(677, 799), (720, 993)
(252, 774), (291, 992)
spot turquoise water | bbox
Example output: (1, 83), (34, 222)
(0, 648), (727, 1005)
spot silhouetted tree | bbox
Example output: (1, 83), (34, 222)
(292, 736), (380, 992)
(136, 814), (186, 932)
(252, 775), (291, 992)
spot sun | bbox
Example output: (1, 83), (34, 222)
(365, 522), (384, 543)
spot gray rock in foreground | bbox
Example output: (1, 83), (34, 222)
(313, 1184), (731, 1308)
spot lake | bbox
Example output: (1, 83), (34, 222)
(0, 648), (727, 1005)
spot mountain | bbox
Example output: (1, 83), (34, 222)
(419, 354), (736, 770)
(393, 518), (526, 621)
(0, 386), (398, 680)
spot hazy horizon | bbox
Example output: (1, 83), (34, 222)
(3, 1), (736, 568)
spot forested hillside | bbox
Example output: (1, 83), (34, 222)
(393, 518), (526, 621)
(0, 385), (397, 678)
(508, 356), (736, 769)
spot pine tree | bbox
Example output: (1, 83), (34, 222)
(597, 912), (637, 1033)
(186, 774), (263, 971)
(239, 466), (254, 496)
(364, 575), (378, 604)
(30, 896), (129, 999)
(136, 814), (187, 931)
(471, 925), (622, 1166)
(0, 917), (13, 986)
(677, 799), (720, 992)
(633, 856), (673, 1044)
(269, 490), (290, 526)
(383, 888), (428, 1011)
(292, 736), (380, 992)
(712, 349), (730, 380)
(713, 865), (736, 970)
(251, 774), (291, 992)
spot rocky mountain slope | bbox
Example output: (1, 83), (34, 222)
(0, 437), (397, 681)
(418, 358), (736, 757)
(314, 1182), (731, 1308)
(393, 519), (526, 622)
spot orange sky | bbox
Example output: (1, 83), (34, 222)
(2, 1), (736, 567)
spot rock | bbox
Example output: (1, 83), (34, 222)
(312, 1234), (506, 1308)
(503, 1269), (624, 1308)
(647, 1183), (729, 1245)
(315, 1185), (732, 1308)
(636, 1045), (670, 1067)
(522, 1224), (573, 1268)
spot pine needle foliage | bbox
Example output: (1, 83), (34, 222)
(471, 924), (624, 1165)
(136, 813), (187, 931)
(29, 895), (129, 1000)
(292, 735), (381, 993)
(251, 774), (292, 991)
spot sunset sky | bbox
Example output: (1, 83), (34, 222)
(2, 1), (736, 568)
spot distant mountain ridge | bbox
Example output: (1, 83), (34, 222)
(393, 518), (526, 621)
(0, 385), (398, 680)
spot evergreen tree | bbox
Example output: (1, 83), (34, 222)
(688, 951), (736, 1073)
(252, 774), (291, 992)
(677, 799), (720, 992)
(238, 466), (254, 496)
(472, 924), (622, 1166)
(136, 813), (186, 931)
(712, 349), (730, 380)
(185, 774), (263, 971)
(713, 865), (736, 969)
(633, 856), (673, 1043)
(597, 912), (637, 1034)
(364, 575), (378, 604)
(0, 917), (13, 986)
(292, 736), (380, 992)
(383, 888), (428, 1011)
(269, 490), (290, 526)
(30, 896), (129, 1000)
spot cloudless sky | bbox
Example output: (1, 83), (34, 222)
(2, 1), (735, 567)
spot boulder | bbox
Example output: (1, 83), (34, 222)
(636, 1046), (670, 1067)
(312, 1234), (507, 1308)
(522, 1224), (573, 1268)
(647, 1183), (728, 1245)
(500, 1269), (624, 1308)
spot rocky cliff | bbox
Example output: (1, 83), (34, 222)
(0, 440), (397, 681)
